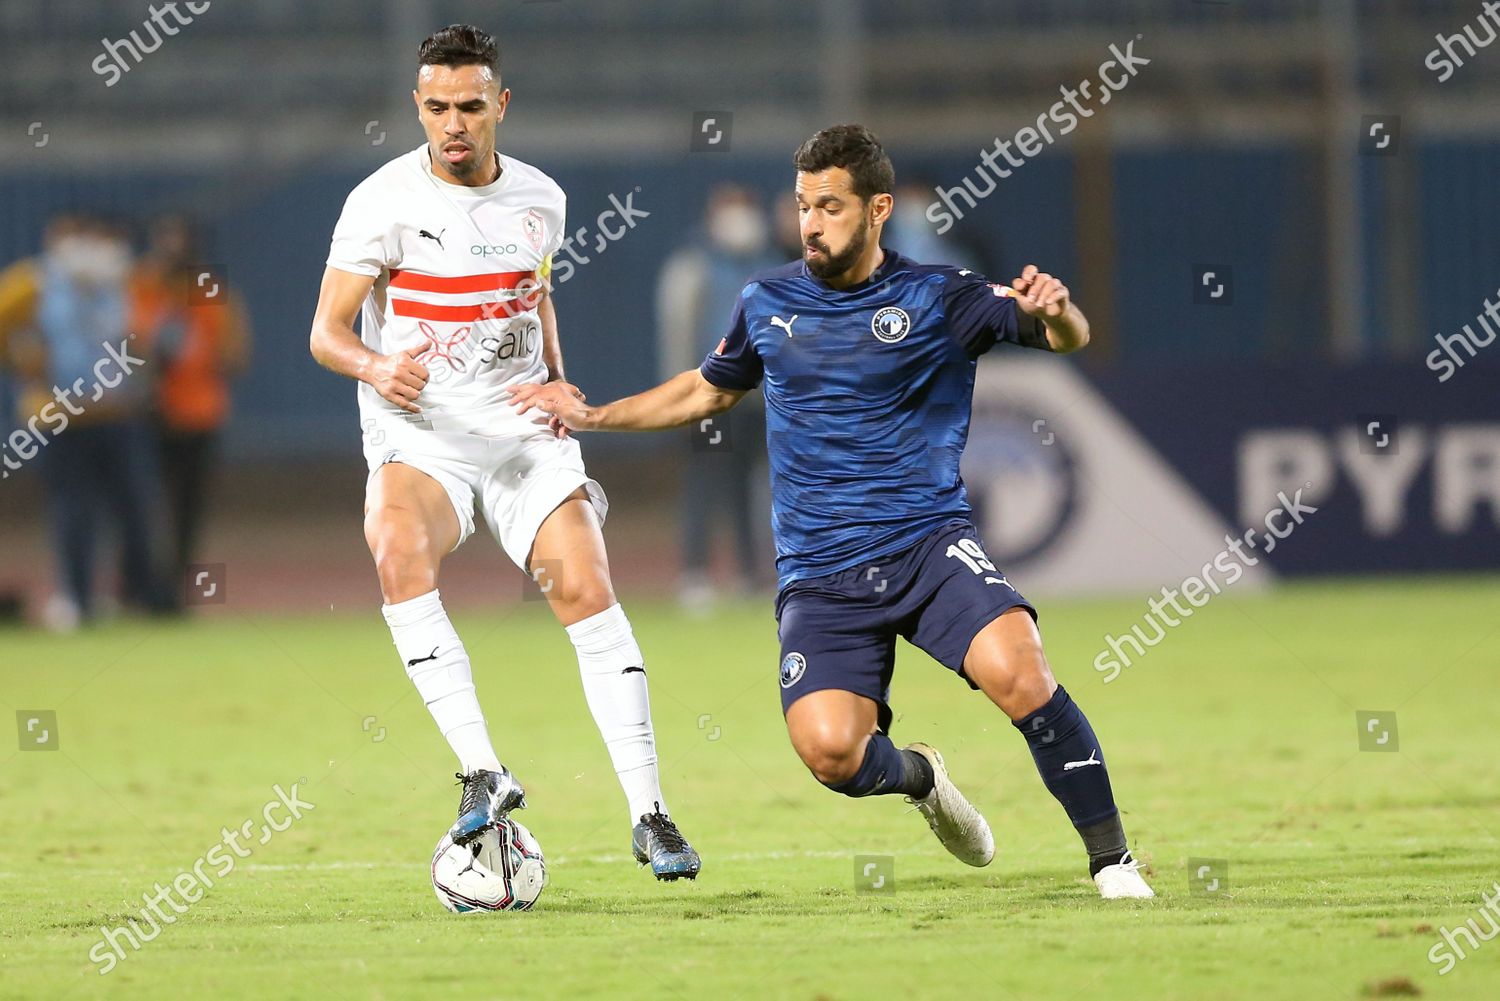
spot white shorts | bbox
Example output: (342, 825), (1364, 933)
(361, 416), (608, 570)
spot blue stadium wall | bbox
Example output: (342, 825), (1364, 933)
(1, 140), (1497, 466)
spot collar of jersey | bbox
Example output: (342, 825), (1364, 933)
(417, 143), (510, 197)
(807, 248), (908, 294)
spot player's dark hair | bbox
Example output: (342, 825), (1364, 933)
(793, 124), (895, 202)
(418, 24), (500, 79)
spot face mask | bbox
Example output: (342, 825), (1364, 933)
(708, 203), (768, 256)
(50, 235), (131, 287)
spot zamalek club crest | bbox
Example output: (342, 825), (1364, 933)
(522, 209), (544, 252)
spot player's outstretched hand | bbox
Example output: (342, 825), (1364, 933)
(367, 349), (429, 414)
(543, 380), (586, 439)
(1011, 264), (1070, 319)
(509, 380), (593, 437)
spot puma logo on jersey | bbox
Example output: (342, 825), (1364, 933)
(418, 228), (446, 249)
(1063, 749), (1101, 771)
(770, 314), (798, 337)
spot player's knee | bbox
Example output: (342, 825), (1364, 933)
(366, 511), (439, 603)
(546, 569), (615, 620)
(983, 650), (1055, 719)
(1021, 661), (1057, 704)
(373, 547), (438, 604)
(794, 729), (866, 788)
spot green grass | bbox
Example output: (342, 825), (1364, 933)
(3, 577), (1499, 1000)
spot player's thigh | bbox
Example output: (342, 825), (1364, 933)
(962, 607), (1056, 720)
(527, 487), (616, 625)
(364, 462), (462, 599)
(777, 588), (898, 755)
(902, 526), (1049, 717)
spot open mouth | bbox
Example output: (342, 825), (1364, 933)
(441, 142), (472, 163)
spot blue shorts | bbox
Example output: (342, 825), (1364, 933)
(774, 520), (1036, 733)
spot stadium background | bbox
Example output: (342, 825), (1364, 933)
(2, 0), (1497, 612)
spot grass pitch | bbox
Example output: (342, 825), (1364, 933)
(3, 577), (1499, 1000)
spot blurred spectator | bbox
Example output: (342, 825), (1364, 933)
(655, 185), (778, 607)
(0, 213), (175, 629)
(884, 178), (989, 272)
(0, 243), (37, 624)
(131, 215), (250, 587)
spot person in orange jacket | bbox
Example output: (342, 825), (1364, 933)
(130, 215), (251, 588)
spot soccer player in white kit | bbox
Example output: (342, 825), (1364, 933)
(308, 24), (700, 879)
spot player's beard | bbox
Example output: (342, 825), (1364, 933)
(435, 139), (490, 180)
(805, 217), (868, 281)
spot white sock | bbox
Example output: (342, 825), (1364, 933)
(382, 589), (503, 774)
(566, 603), (666, 822)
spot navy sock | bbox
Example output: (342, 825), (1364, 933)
(1013, 685), (1125, 862)
(826, 734), (935, 798)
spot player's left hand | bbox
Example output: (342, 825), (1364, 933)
(1011, 265), (1070, 319)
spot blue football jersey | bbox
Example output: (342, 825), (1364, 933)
(700, 249), (1053, 587)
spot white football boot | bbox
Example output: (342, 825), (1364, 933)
(903, 742), (995, 867)
(1093, 850), (1155, 899)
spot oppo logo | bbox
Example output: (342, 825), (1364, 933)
(470, 243), (520, 256)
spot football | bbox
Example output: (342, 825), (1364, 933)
(430, 819), (547, 913)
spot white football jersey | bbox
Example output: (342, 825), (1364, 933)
(327, 144), (566, 436)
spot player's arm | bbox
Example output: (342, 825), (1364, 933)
(1011, 264), (1089, 353)
(536, 251), (573, 385)
(308, 266), (429, 414)
(534, 291), (588, 437)
(513, 288), (760, 433)
(539, 292), (565, 382)
(509, 369), (744, 433)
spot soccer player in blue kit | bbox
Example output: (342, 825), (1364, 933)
(510, 125), (1153, 898)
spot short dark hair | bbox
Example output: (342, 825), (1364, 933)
(418, 24), (500, 79)
(793, 124), (895, 202)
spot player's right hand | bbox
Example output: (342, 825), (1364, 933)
(366, 349), (429, 414)
(508, 381), (594, 432)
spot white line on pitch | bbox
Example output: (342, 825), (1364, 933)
(236, 848), (931, 872)
(0, 848), (946, 880)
